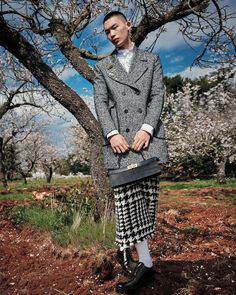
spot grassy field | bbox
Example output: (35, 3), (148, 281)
(1, 176), (236, 199)
(1, 176), (235, 249)
(162, 178), (236, 189)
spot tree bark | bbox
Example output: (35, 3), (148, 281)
(216, 156), (227, 184)
(0, 137), (8, 188)
(20, 171), (27, 185)
(46, 167), (53, 183)
(89, 138), (114, 220)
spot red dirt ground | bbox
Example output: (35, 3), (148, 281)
(0, 187), (236, 295)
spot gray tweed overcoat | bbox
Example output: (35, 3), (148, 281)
(94, 45), (169, 170)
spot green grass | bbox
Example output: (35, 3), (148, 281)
(8, 203), (115, 249)
(66, 218), (116, 249)
(0, 177), (91, 201)
(225, 195), (236, 202)
(0, 192), (33, 201)
(0, 176), (83, 190)
(1, 177), (235, 194)
(161, 178), (236, 190)
(183, 225), (199, 235)
(9, 203), (70, 228)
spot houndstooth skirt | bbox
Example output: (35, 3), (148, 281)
(113, 175), (160, 250)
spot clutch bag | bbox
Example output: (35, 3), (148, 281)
(107, 157), (161, 188)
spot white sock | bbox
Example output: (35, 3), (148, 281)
(135, 240), (153, 268)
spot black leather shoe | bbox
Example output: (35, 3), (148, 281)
(116, 262), (154, 294)
(117, 248), (139, 275)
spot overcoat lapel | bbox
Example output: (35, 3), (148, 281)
(129, 46), (149, 83)
(105, 45), (148, 91)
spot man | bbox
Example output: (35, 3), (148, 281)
(93, 11), (168, 293)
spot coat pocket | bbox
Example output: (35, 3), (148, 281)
(102, 144), (119, 169)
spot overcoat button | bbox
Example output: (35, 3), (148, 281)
(137, 108), (142, 113)
(126, 128), (130, 132)
(124, 109), (128, 113)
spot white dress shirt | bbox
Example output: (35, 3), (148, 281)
(107, 42), (154, 139)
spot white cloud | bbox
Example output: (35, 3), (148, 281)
(173, 66), (216, 79)
(170, 55), (184, 63)
(141, 22), (196, 52)
(56, 66), (78, 81)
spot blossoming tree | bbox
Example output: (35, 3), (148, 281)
(164, 68), (236, 183)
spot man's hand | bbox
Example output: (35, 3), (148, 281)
(109, 134), (130, 154)
(131, 130), (151, 152)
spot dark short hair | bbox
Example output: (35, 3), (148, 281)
(103, 11), (127, 25)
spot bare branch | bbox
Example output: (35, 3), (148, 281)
(66, 3), (91, 36)
(132, 0), (210, 46)
(192, 0), (223, 66)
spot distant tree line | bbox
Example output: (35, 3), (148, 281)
(164, 74), (220, 95)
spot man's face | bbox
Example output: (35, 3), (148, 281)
(103, 15), (131, 49)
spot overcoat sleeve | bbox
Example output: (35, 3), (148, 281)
(143, 55), (165, 130)
(93, 63), (117, 139)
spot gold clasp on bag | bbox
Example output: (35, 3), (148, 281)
(127, 163), (138, 170)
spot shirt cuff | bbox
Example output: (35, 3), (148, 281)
(141, 124), (154, 136)
(107, 130), (119, 139)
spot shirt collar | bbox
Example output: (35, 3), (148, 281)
(116, 42), (135, 56)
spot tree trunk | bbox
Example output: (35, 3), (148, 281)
(20, 171), (27, 185)
(0, 137), (8, 188)
(89, 137), (114, 221)
(46, 167), (53, 183)
(216, 156), (227, 184)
